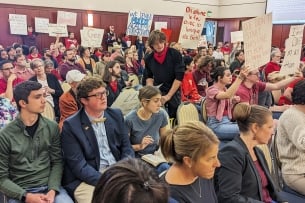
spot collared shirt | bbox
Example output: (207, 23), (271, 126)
(13, 67), (35, 81)
(85, 110), (116, 170)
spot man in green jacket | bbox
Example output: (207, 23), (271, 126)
(0, 81), (73, 203)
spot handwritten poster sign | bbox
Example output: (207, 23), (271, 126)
(231, 31), (243, 43)
(242, 13), (272, 70)
(81, 27), (104, 47)
(126, 10), (153, 37)
(280, 25), (304, 76)
(9, 14), (27, 35)
(155, 22), (167, 30)
(57, 11), (77, 26)
(111, 88), (139, 115)
(35, 17), (49, 33)
(178, 7), (206, 49)
(48, 24), (68, 37)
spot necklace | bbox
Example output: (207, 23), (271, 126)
(190, 178), (202, 198)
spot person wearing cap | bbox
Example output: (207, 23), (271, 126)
(94, 51), (111, 79)
(110, 43), (123, 61)
(58, 69), (85, 130)
(0, 60), (24, 101)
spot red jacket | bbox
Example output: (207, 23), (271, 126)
(181, 71), (202, 103)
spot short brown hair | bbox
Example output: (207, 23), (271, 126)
(148, 30), (166, 49)
(77, 76), (106, 100)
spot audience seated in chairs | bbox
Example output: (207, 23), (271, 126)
(92, 158), (173, 203)
(206, 66), (249, 143)
(276, 79), (305, 197)
(160, 121), (220, 203)
(124, 86), (170, 174)
(215, 103), (304, 202)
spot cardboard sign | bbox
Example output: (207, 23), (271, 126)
(81, 27), (104, 48)
(111, 88), (139, 116)
(57, 11), (77, 26)
(48, 24), (68, 37)
(155, 22), (167, 30)
(242, 13), (272, 71)
(35, 17), (49, 33)
(9, 14), (27, 35)
(231, 31), (243, 43)
(281, 25), (304, 76)
(126, 10), (153, 37)
(178, 6), (206, 49)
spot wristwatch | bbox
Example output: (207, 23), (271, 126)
(21, 192), (27, 202)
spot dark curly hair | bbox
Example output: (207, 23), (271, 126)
(292, 79), (305, 105)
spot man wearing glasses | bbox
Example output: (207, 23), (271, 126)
(61, 76), (134, 203)
(0, 60), (24, 101)
(264, 49), (282, 81)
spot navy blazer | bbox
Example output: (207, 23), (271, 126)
(215, 136), (285, 203)
(61, 107), (134, 196)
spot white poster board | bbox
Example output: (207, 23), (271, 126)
(242, 13), (273, 71)
(111, 88), (139, 116)
(178, 6), (206, 49)
(35, 17), (49, 33)
(57, 11), (77, 26)
(155, 22), (167, 30)
(48, 24), (68, 37)
(230, 31), (243, 43)
(280, 25), (304, 76)
(126, 10), (153, 37)
(81, 27), (104, 48)
(9, 14), (27, 35)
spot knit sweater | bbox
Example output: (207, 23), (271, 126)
(276, 106), (305, 175)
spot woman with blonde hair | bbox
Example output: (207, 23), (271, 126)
(160, 121), (220, 203)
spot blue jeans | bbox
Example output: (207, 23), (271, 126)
(8, 186), (73, 203)
(207, 116), (239, 141)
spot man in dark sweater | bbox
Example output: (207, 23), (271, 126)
(145, 30), (185, 119)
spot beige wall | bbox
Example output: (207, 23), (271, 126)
(0, 0), (266, 18)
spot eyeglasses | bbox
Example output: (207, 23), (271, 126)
(249, 72), (259, 76)
(2, 67), (14, 71)
(86, 90), (109, 99)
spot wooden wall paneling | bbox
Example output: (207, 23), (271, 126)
(280, 25), (291, 48)
(0, 7), (19, 47)
(271, 25), (283, 48)
(168, 17), (183, 43)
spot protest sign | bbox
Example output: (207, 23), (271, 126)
(9, 14), (27, 35)
(48, 24), (68, 37)
(155, 22), (167, 30)
(231, 31), (243, 43)
(111, 88), (139, 116)
(126, 10), (153, 37)
(81, 27), (104, 47)
(57, 11), (77, 26)
(178, 6), (206, 49)
(280, 25), (304, 76)
(35, 17), (49, 33)
(242, 13), (272, 71)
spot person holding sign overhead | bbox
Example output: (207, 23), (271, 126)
(145, 30), (185, 119)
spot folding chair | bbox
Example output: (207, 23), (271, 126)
(200, 98), (207, 124)
(61, 82), (71, 92)
(176, 102), (199, 125)
(41, 101), (55, 121)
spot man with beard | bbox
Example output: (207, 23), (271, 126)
(13, 53), (35, 81)
(59, 48), (86, 81)
(0, 60), (24, 101)
(42, 48), (58, 68)
(102, 60), (125, 106)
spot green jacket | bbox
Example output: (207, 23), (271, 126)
(0, 115), (63, 200)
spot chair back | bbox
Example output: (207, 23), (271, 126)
(200, 98), (207, 123)
(41, 101), (55, 120)
(177, 102), (199, 125)
(61, 82), (71, 93)
(256, 144), (272, 173)
(128, 74), (140, 87)
(270, 131), (284, 189)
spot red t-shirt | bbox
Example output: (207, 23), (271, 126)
(278, 78), (303, 105)
(181, 72), (202, 103)
(0, 77), (24, 94)
(236, 82), (266, 104)
(264, 61), (281, 81)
